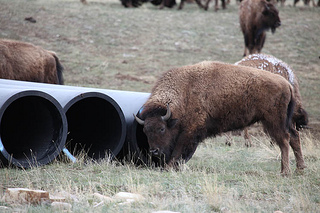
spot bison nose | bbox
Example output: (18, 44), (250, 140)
(150, 148), (160, 156)
(276, 21), (281, 27)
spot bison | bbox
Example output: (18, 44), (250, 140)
(134, 61), (303, 175)
(0, 39), (64, 84)
(177, 0), (226, 11)
(234, 54), (308, 171)
(120, 0), (175, 8)
(294, 0), (319, 6)
(239, 0), (281, 56)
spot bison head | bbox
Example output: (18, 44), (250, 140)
(262, 2), (281, 33)
(134, 104), (178, 163)
(294, 107), (309, 130)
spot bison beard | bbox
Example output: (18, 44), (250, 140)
(135, 61), (302, 175)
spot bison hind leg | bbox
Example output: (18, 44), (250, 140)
(262, 121), (292, 176)
(289, 128), (307, 171)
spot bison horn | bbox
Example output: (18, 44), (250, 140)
(161, 104), (171, 121)
(133, 114), (145, 125)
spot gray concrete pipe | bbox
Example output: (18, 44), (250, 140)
(0, 87), (67, 168)
(0, 80), (127, 161)
(0, 79), (152, 164)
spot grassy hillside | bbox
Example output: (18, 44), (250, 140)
(0, 0), (319, 212)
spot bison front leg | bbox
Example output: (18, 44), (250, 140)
(244, 127), (252, 147)
(203, 0), (211, 10)
(178, 0), (185, 9)
(221, 0), (226, 9)
(255, 32), (266, 53)
(279, 141), (291, 176)
(242, 33), (249, 56)
(167, 131), (199, 167)
(194, 0), (206, 9)
(214, 0), (219, 11)
(159, 0), (165, 9)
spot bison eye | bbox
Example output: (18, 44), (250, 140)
(159, 128), (165, 133)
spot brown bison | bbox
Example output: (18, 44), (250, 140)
(135, 61), (301, 175)
(120, 0), (175, 8)
(177, 0), (226, 11)
(234, 54), (308, 172)
(174, 0), (206, 10)
(239, 0), (281, 56)
(0, 39), (64, 84)
(294, 0), (319, 6)
(203, 0), (227, 11)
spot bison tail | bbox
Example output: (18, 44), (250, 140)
(286, 86), (295, 133)
(52, 54), (64, 85)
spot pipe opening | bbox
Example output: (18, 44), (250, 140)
(65, 96), (124, 159)
(0, 95), (65, 167)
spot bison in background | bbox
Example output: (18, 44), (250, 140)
(239, 0), (281, 56)
(135, 61), (303, 175)
(0, 39), (64, 84)
(120, 0), (176, 8)
(293, 0), (319, 6)
(234, 54), (308, 172)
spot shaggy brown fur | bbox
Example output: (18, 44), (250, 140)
(235, 54), (308, 171)
(239, 0), (281, 56)
(0, 39), (63, 84)
(136, 61), (298, 175)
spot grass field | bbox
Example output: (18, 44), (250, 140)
(0, 0), (319, 212)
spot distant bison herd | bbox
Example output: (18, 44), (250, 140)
(118, 0), (320, 9)
(1, 0), (313, 175)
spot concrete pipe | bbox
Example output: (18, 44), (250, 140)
(63, 92), (126, 160)
(0, 88), (67, 168)
(0, 80), (127, 161)
(0, 79), (153, 164)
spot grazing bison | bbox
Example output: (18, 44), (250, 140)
(202, 0), (227, 11)
(239, 0), (281, 56)
(177, 0), (226, 11)
(235, 54), (308, 172)
(120, 0), (175, 8)
(294, 0), (319, 6)
(135, 61), (301, 175)
(0, 39), (64, 84)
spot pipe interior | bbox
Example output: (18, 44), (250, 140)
(65, 97), (123, 159)
(0, 96), (64, 165)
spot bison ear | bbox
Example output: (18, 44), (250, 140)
(167, 118), (178, 129)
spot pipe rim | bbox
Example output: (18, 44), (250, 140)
(64, 92), (126, 159)
(0, 90), (67, 168)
